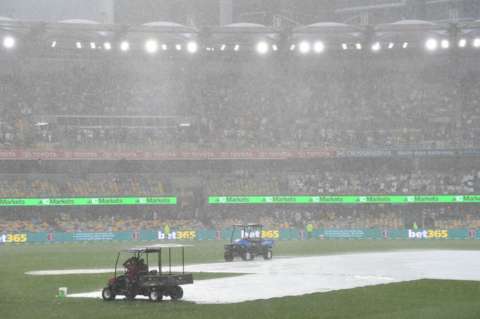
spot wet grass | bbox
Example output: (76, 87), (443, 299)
(2, 240), (480, 319)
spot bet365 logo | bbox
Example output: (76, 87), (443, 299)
(408, 229), (448, 239)
(0, 233), (27, 243)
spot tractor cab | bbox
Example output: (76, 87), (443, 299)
(102, 243), (193, 302)
(224, 224), (274, 261)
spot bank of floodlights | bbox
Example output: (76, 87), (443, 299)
(458, 38), (467, 48)
(298, 41), (311, 54)
(145, 39), (158, 54)
(2, 36), (15, 49)
(103, 42), (112, 50)
(425, 38), (438, 51)
(187, 41), (198, 53)
(120, 41), (130, 52)
(371, 41), (381, 52)
(473, 38), (480, 48)
(256, 41), (269, 55)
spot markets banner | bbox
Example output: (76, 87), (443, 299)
(0, 196), (177, 207)
(208, 195), (480, 205)
(1, 228), (476, 244)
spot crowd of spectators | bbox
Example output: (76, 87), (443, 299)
(2, 205), (479, 233)
(0, 174), (168, 197)
(0, 55), (479, 151)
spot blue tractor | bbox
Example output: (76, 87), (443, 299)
(224, 224), (274, 261)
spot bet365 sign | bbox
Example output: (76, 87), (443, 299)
(408, 229), (448, 239)
(0, 233), (28, 243)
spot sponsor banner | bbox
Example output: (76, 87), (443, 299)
(209, 195), (480, 205)
(158, 230), (197, 240)
(0, 196), (176, 207)
(1, 228), (477, 244)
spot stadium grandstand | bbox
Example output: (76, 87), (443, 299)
(0, 0), (479, 239)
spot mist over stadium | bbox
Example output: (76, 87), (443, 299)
(1, 1), (480, 319)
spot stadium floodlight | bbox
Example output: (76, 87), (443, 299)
(402, 42), (408, 49)
(2, 36), (15, 49)
(473, 38), (480, 48)
(371, 42), (381, 52)
(298, 41), (311, 54)
(145, 39), (158, 54)
(220, 44), (226, 51)
(425, 38), (438, 51)
(187, 41), (197, 53)
(234, 44), (240, 51)
(440, 39), (449, 49)
(289, 44), (295, 51)
(355, 43), (362, 50)
(458, 38), (467, 48)
(313, 41), (325, 53)
(161, 44), (168, 51)
(175, 44), (182, 51)
(75, 41), (82, 49)
(388, 42), (394, 49)
(256, 41), (269, 55)
(272, 44), (278, 51)
(341, 43), (348, 50)
(120, 41), (130, 51)
(51, 41), (57, 48)
(103, 42), (112, 50)
(90, 42), (96, 49)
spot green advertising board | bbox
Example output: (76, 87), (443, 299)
(208, 195), (480, 205)
(0, 196), (177, 207)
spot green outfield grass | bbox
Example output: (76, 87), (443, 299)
(2, 240), (480, 319)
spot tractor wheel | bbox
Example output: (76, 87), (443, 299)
(263, 249), (273, 260)
(102, 287), (115, 301)
(241, 251), (253, 261)
(169, 286), (183, 300)
(149, 289), (163, 302)
(224, 253), (234, 262)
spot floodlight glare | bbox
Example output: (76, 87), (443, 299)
(289, 44), (295, 51)
(425, 38), (438, 51)
(342, 43), (348, 50)
(161, 44), (168, 51)
(298, 41), (311, 54)
(371, 42), (381, 52)
(175, 44), (182, 51)
(145, 39), (158, 53)
(234, 44), (240, 51)
(187, 41), (197, 53)
(458, 38), (467, 48)
(120, 41), (130, 51)
(256, 41), (269, 54)
(103, 42), (112, 50)
(355, 43), (362, 50)
(402, 42), (409, 49)
(2, 36), (15, 49)
(220, 44), (226, 51)
(440, 39), (449, 49)
(75, 41), (82, 49)
(90, 42), (96, 49)
(51, 41), (57, 48)
(313, 41), (325, 53)
(473, 38), (480, 48)
(388, 42), (394, 49)
(272, 44), (278, 51)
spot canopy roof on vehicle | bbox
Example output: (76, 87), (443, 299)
(124, 243), (193, 253)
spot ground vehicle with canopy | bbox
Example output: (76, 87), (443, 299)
(102, 243), (193, 301)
